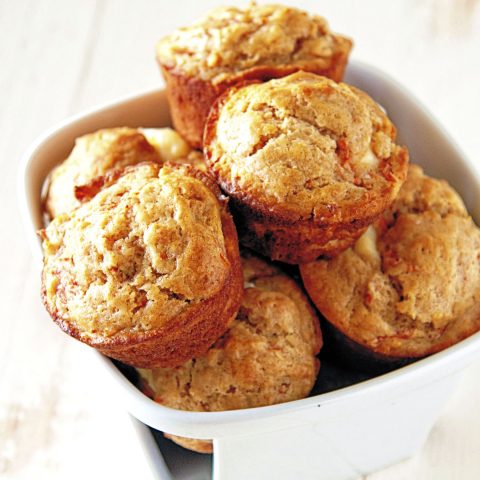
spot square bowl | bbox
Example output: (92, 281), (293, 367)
(19, 61), (480, 480)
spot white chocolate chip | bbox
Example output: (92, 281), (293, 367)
(358, 147), (380, 169)
(140, 128), (191, 162)
(354, 225), (380, 264)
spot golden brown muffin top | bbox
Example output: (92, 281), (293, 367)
(41, 163), (231, 342)
(156, 3), (351, 82)
(205, 72), (408, 223)
(301, 165), (480, 357)
(138, 252), (321, 411)
(44, 127), (194, 219)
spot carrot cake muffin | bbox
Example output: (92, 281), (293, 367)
(300, 164), (480, 366)
(204, 72), (409, 263)
(156, 3), (353, 148)
(138, 251), (322, 453)
(44, 127), (200, 219)
(40, 163), (243, 368)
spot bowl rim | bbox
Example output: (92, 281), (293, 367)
(18, 60), (480, 428)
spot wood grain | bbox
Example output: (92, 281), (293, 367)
(1, 0), (479, 479)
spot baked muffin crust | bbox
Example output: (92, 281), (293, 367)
(44, 127), (196, 219)
(45, 127), (160, 218)
(41, 163), (243, 367)
(139, 251), (322, 452)
(205, 72), (409, 263)
(157, 4), (352, 148)
(300, 165), (480, 359)
(157, 3), (351, 83)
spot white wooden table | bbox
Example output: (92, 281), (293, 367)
(1, 1), (480, 478)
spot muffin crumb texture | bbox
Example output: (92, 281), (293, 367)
(45, 128), (161, 218)
(301, 165), (480, 357)
(204, 72), (408, 262)
(206, 72), (407, 223)
(42, 163), (231, 342)
(157, 3), (351, 82)
(45, 127), (198, 219)
(139, 252), (321, 413)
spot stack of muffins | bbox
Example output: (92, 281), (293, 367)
(39, 3), (480, 454)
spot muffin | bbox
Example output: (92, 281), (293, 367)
(138, 251), (322, 453)
(40, 162), (243, 368)
(156, 3), (353, 148)
(300, 164), (480, 369)
(204, 72), (409, 264)
(44, 127), (200, 219)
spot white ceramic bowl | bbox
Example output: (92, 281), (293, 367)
(19, 61), (480, 480)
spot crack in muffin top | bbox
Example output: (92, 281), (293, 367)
(41, 163), (230, 341)
(205, 72), (407, 223)
(156, 3), (349, 82)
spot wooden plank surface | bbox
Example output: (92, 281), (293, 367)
(1, 1), (479, 479)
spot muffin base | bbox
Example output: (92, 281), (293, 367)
(232, 200), (374, 264)
(225, 141), (407, 263)
(319, 318), (417, 375)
